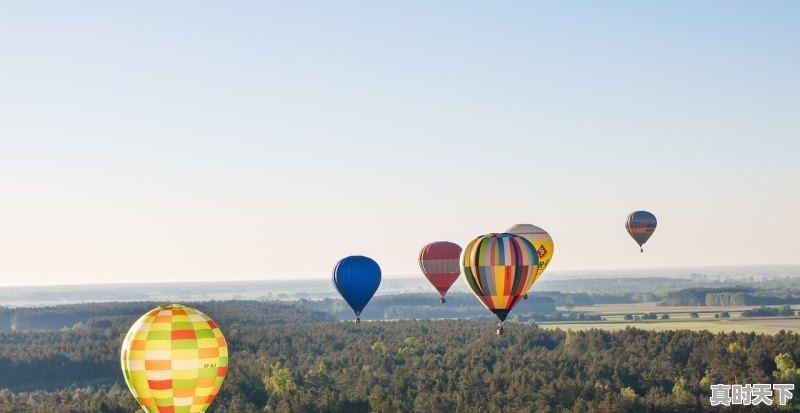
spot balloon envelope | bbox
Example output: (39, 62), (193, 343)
(625, 211), (657, 251)
(418, 241), (462, 301)
(332, 255), (381, 319)
(505, 223), (554, 281)
(461, 233), (539, 322)
(121, 304), (228, 413)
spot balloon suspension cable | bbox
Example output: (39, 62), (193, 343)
(496, 321), (504, 336)
(441, 297), (446, 304)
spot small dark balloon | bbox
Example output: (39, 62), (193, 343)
(625, 211), (657, 252)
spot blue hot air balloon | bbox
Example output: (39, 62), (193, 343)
(332, 256), (381, 323)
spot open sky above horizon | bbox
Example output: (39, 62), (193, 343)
(1, 1), (799, 286)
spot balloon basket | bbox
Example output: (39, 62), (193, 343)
(440, 297), (446, 304)
(496, 322), (504, 336)
(355, 316), (361, 324)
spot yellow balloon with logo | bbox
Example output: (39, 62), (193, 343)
(505, 224), (554, 299)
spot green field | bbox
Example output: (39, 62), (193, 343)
(540, 318), (800, 334)
(542, 303), (800, 334)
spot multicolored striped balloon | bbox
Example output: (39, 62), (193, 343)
(121, 304), (228, 413)
(418, 241), (462, 303)
(461, 233), (539, 334)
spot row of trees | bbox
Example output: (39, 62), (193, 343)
(623, 313), (670, 321)
(662, 288), (800, 307)
(299, 293), (558, 321)
(661, 288), (754, 306)
(0, 301), (335, 332)
(741, 306), (797, 317)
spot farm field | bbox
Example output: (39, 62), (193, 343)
(559, 302), (800, 314)
(542, 303), (800, 334)
(539, 318), (800, 334)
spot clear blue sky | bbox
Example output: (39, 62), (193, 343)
(1, 2), (798, 285)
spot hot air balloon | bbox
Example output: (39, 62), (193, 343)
(419, 241), (462, 303)
(506, 224), (554, 300)
(121, 304), (228, 413)
(625, 211), (657, 252)
(461, 233), (539, 335)
(333, 255), (381, 323)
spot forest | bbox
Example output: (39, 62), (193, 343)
(661, 287), (800, 307)
(0, 300), (799, 412)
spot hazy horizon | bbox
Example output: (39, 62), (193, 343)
(2, 263), (799, 288)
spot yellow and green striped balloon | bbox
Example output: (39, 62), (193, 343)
(120, 304), (228, 413)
